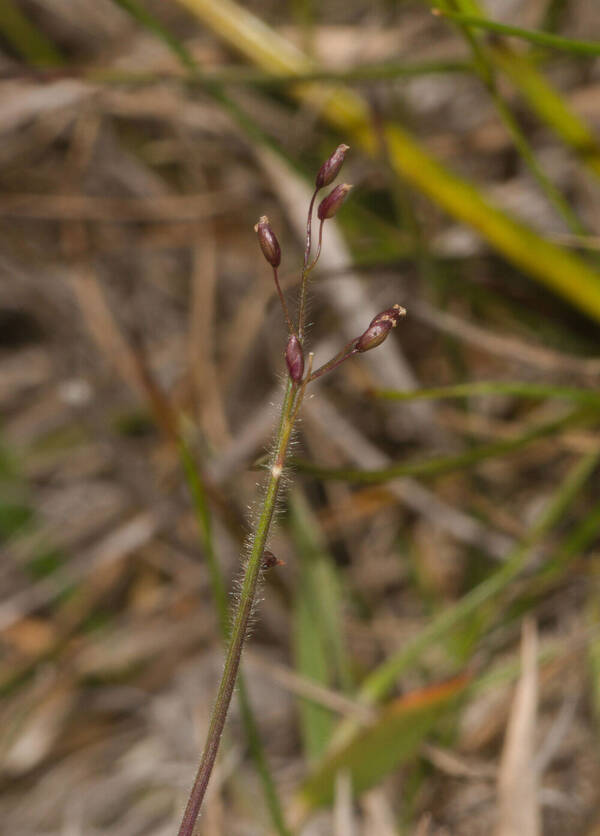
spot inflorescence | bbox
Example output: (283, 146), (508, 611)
(255, 144), (406, 388)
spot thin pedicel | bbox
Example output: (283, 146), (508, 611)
(177, 145), (405, 836)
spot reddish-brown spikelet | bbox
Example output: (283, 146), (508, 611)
(254, 215), (281, 268)
(356, 304), (406, 353)
(315, 144), (350, 189)
(356, 320), (393, 352)
(317, 184), (353, 220)
(285, 334), (304, 382)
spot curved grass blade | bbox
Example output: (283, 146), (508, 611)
(434, 11), (600, 57)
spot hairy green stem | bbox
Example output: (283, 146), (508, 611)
(178, 440), (291, 835)
(177, 379), (298, 836)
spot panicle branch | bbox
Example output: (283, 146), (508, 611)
(309, 304), (406, 382)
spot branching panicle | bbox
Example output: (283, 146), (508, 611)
(178, 147), (405, 836)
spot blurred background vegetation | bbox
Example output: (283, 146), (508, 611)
(1, 1), (600, 834)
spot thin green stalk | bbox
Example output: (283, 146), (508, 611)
(111, 0), (196, 69)
(308, 338), (358, 381)
(86, 58), (472, 88)
(179, 440), (291, 835)
(177, 379), (299, 836)
(374, 381), (600, 405)
(435, 10), (600, 56)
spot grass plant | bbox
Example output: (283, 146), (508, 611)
(2, 2), (599, 832)
(177, 147), (406, 836)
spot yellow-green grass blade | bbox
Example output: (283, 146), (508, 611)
(297, 674), (469, 810)
(174, 0), (600, 322)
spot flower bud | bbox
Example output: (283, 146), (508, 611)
(315, 144), (350, 189)
(317, 184), (353, 220)
(254, 215), (281, 268)
(356, 304), (406, 353)
(285, 334), (304, 382)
